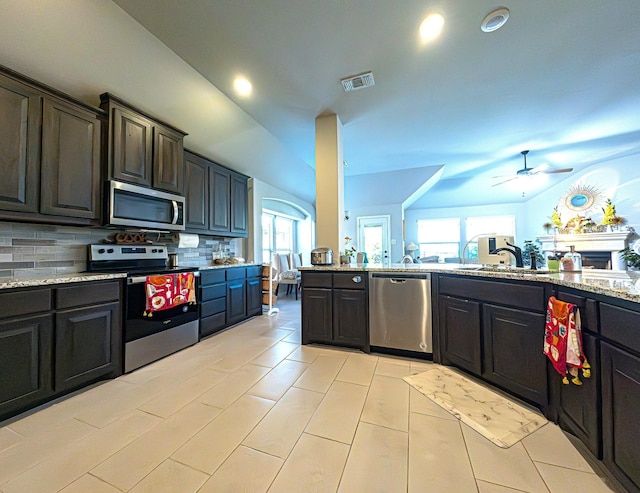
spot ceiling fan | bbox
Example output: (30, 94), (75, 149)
(492, 150), (573, 187)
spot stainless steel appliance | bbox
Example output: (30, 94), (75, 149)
(369, 273), (432, 353)
(106, 180), (186, 231)
(87, 244), (198, 372)
(311, 247), (333, 265)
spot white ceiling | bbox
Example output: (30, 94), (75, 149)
(112, 0), (640, 209)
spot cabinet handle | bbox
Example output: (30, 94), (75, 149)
(352, 275), (362, 283)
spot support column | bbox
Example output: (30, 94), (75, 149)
(315, 114), (344, 264)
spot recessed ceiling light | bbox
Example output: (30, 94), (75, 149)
(233, 76), (252, 96)
(419, 13), (445, 42)
(481, 7), (510, 33)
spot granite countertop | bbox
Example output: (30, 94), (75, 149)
(0, 263), (263, 290)
(0, 272), (127, 290)
(299, 263), (640, 304)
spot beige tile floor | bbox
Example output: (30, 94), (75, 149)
(0, 297), (620, 492)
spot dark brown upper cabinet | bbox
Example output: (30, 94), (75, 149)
(0, 73), (41, 214)
(101, 93), (186, 195)
(0, 66), (102, 225)
(40, 98), (102, 219)
(183, 149), (249, 238)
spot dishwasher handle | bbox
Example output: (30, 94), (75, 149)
(390, 278), (407, 284)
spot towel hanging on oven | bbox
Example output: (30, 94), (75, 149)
(144, 273), (196, 317)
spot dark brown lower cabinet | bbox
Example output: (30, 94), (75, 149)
(302, 288), (332, 344)
(439, 295), (481, 374)
(0, 315), (53, 420)
(246, 276), (262, 317)
(301, 271), (368, 351)
(55, 302), (120, 393)
(482, 304), (548, 407)
(601, 342), (640, 492)
(333, 289), (367, 346)
(554, 333), (600, 458)
(226, 278), (247, 325)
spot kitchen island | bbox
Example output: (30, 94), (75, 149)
(299, 264), (640, 493)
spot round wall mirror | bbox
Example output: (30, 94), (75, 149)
(559, 183), (603, 215)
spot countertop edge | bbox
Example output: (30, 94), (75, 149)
(298, 264), (640, 303)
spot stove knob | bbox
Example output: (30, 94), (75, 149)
(151, 249), (157, 253)
(107, 248), (114, 254)
(158, 248), (164, 253)
(98, 248), (105, 254)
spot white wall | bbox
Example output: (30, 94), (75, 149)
(249, 179), (315, 265)
(404, 154), (640, 257)
(521, 153), (640, 239)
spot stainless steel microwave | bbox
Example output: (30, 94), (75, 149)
(106, 180), (186, 231)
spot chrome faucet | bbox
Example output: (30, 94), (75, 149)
(490, 242), (524, 268)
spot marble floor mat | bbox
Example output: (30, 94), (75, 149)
(404, 366), (547, 448)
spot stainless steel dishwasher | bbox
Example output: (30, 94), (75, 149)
(369, 273), (432, 353)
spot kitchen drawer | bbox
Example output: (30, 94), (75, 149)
(302, 272), (332, 288)
(600, 303), (640, 354)
(439, 276), (545, 312)
(56, 281), (120, 310)
(200, 312), (226, 338)
(333, 272), (366, 290)
(200, 283), (226, 301)
(226, 267), (247, 281)
(200, 270), (225, 286)
(201, 298), (226, 318)
(556, 288), (598, 333)
(0, 289), (52, 320)
(246, 265), (261, 278)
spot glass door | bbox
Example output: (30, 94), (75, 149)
(357, 215), (390, 263)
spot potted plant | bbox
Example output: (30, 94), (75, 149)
(619, 247), (640, 269)
(522, 240), (544, 268)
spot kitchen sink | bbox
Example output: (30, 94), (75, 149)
(457, 265), (551, 274)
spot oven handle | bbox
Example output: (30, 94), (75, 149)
(171, 200), (179, 225)
(128, 271), (199, 284)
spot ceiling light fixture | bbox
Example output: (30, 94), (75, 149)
(419, 13), (445, 42)
(233, 76), (252, 96)
(481, 7), (510, 32)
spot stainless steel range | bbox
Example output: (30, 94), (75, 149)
(87, 244), (199, 373)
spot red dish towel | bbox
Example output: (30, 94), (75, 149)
(144, 273), (196, 316)
(543, 296), (591, 385)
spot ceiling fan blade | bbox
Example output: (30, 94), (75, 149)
(528, 163), (550, 174)
(491, 176), (518, 187)
(541, 167), (573, 174)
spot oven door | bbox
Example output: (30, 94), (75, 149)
(125, 275), (198, 343)
(108, 180), (185, 231)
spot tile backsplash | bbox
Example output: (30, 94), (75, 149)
(0, 221), (245, 278)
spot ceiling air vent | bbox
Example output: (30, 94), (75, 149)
(341, 71), (375, 92)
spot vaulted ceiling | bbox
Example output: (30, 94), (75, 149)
(112, 0), (640, 208)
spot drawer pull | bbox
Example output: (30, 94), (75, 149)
(352, 275), (362, 283)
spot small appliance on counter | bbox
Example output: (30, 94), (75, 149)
(311, 247), (333, 265)
(478, 235), (515, 265)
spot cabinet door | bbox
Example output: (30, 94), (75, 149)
(184, 152), (209, 231)
(0, 75), (41, 213)
(40, 98), (101, 220)
(302, 288), (332, 344)
(230, 172), (248, 236)
(226, 280), (247, 325)
(0, 315), (53, 420)
(439, 295), (482, 375)
(482, 304), (548, 406)
(111, 106), (153, 186)
(333, 289), (367, 348)
(54, 302), (121, 393)
(246, 277), (262, 317)
(555, 332), (600, 458)
(209, 165), (231, 232)
(152, 123), (184, 194)
(602, 342), (640, 491)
